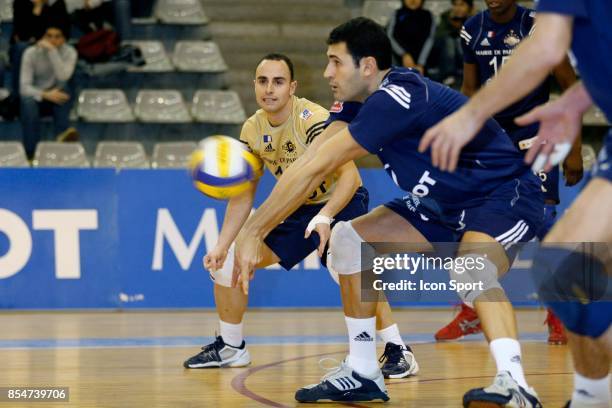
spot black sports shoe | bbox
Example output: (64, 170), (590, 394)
(463, 371), (542, 408)
(183, 335), (250, 368)
(379, 342), (420, 379)
(295, 359), (389, 403)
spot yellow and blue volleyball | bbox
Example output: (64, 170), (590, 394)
(189, 135), (263, 200)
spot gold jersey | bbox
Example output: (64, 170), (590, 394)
(240, 96), (335, 205)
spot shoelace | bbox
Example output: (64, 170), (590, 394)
(317, 357), (344, 381)
(378, 344), (404, 365)
(199, 336), (224, 359)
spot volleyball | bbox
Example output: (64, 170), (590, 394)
(189, 135), (263, 199)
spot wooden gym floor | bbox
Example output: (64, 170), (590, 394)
(0, 309), (573, 407)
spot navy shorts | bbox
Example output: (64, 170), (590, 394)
(508, 124), (560, 204)
(592, 129), (612, 182)
(264, 187), (369, 270)
(385, 173), (544, 260)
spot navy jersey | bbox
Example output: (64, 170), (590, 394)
(335, 67), (538, 218)
(461, 6), (550, 130)
(537, 0), (612, 122)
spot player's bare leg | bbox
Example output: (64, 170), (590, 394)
(296, 206), (428, 402)
(542, 178), (612, 408)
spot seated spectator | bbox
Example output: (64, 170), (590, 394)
(67, 0), (130, 40)
(11, 0), (70, 96)
(387, 0), (436, 75)
(430, 0), (475, 86)
(20, 25), (78, 159)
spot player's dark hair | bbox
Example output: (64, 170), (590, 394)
(327, 17), (392, 70)
(258, 53), (295, 80)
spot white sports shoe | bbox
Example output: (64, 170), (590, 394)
(183, 335), (251, 368)
(463, 371), (542, 408)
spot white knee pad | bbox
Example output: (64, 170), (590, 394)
(328, 221), (365, 279)
(450, 254), (503, 303)
(209, 243), (234, 288)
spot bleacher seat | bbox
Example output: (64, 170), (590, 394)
(77, 89), (135, 122)
(152, 141), (197, 168)
(172, 41), (228, 72)
(32, 142), (90, 168)
(582, 144), (597, 171)
(93, 142), (149, 168)
(191, 90), (246, 124)
(583, 105), (609, 126)
(361, 0), (400, 27)
(155, 0), (209, 25)
(0, 0), (13, 21)
(134, 90), (191, 123)
(0, 141), (28, 167)
(126, 41), (173, 72)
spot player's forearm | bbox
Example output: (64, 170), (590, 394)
(243, 159), (329, 238)
(217, 188), (256, 250)
(318, 163), (362, 219)
(465, 14), (572, 123)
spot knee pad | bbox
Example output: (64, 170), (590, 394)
(450, 254), (502, 303)
(533, 246), (611, 338)
(209, 243), (234, 288)
(328, 221), (366, 277)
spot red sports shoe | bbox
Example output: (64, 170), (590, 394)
(435, 303), (482, 341)
(545, 309), (567, 345)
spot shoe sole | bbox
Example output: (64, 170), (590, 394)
(384, 362), (420, 379)
(296, 392), (390, 403)
(464, 402), (505, 408)
(184, 350), (251, 369)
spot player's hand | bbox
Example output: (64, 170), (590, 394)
(37, 38), (54, 51)
(304, 214), (333, 257)
(233, 231), (263, 295)
(517, 99), (583, 173)
(402, 53), (416, 68)
(419, 106), (484, 172)
(562, 150), (583, 186)
(203, 245), (228, 272)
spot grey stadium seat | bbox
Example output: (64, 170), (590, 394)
(155, 0), (209, 25)
(583, 105), (609, 126)
(0, 142), (29, 167)
(77, 89), (134, 122)
(172, 41), (228, 72)
(93, 142), (150, 168)
(125, 41), (173, 72)
(0, 0), (13, 21)
(33, 142), (90, 168)
(134, 90), (191, 123)
(361, 0), (400, 27)
(191, 90), (246, 124)
(581, 144), (597, 171)
(152, 141), (197, 169)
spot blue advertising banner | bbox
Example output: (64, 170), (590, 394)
(0, 168), (587, 309)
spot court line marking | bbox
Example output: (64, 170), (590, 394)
(0, 333), (549, 350)
(231, 350), (573, 407)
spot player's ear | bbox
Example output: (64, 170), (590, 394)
(289, 80), (297, 96)
(360, 56), (377, 77)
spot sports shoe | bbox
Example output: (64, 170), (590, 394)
(295, 358), (389, 403)
(183, 335), (250, 368)
(379, 342), (420, 379)
(435, 303), (482, 341)
(56, 127), (79, 142)
(545, 308), (568, 345)
(463, 371), (543, 408)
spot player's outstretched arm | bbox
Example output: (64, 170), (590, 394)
(233, 129), (368, 294)
(419, 12), (573, 172)
(203, 181), (258, 272)
(517, 81), (592, 172)
(551, 56), (583, 186)
(303, 121), (362, 256)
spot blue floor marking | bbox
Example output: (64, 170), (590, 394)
(0, 333), (549, 350)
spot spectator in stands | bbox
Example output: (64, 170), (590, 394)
(20, 24), (78, 159)
(11, 0), (70, 97)
(430, 0), (475, 86)
(387, 0), (436, 74)
(67, 0), (131, 40)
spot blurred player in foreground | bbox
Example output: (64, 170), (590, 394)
(421, 1), (611, 406)
(183, 53), (419, 379)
